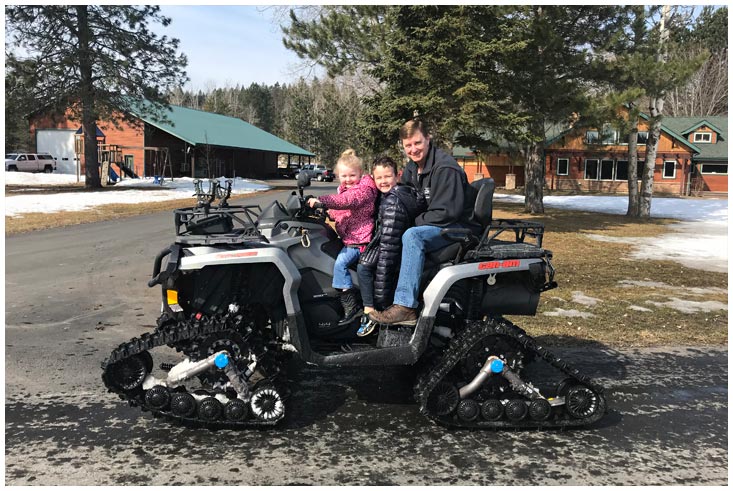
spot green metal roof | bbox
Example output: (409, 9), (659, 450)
(662, 116), (727, 161)
(130, 100), (315, 157)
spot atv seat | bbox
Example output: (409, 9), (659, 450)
(423, 178), (495, 268)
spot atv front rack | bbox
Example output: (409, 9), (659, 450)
(174, 205), (266, 245)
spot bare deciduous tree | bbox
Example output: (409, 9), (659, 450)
(666, 48), (728, 116)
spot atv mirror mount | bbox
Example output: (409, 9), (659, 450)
(297, 172), (311, 199)
(297, 172), (311, 189)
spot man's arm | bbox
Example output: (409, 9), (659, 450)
(415, 167), (465, 227)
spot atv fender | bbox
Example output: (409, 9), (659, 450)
(178, 246), (302, 315)
(421, 258), (547, 318)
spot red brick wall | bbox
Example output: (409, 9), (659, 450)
(545, 153), (692, 195)
(543, 110), (697, 195)
(30, 109), (145, 176)
(456, 154), (525, 187)
(701, 174), (727, 192)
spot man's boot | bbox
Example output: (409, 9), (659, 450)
(368, 304), (418, 326)
(338, 289), (362, 325)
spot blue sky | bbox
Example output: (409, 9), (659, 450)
(157, 5), (320, 90)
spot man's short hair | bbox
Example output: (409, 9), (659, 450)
(399, 118), (429, 140)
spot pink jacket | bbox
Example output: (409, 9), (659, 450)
(319, 174), (378, 246)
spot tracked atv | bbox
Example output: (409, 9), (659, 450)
(102, 175), (606, 429)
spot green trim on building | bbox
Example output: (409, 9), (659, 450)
(679, 119), (724, 136)
(663, 115), (727, 161)
(638, 112), (702, 154)
(130, 100), (314, 157)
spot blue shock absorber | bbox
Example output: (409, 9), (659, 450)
(490, 358), (505, 374)
(214, 352), (229, 369)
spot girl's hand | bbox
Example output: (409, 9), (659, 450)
(307, 197), (320, 208)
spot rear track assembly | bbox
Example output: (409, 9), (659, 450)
(414, 317), (606, 429)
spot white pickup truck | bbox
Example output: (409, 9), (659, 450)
(5, 153), (57, 173)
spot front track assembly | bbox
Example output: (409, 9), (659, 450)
(101, 314), (288, 429)
(415, 317), (607, 429)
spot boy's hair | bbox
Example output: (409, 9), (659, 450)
(399, 118), (429, 140)
(372, 156), (398, 175)
(336, 148), (363, 172)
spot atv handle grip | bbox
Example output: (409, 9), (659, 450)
(148, 246), (173, 287)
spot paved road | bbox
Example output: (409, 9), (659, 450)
(5, 183), (728, 485)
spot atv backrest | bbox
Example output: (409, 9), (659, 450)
(470, 178), (495, 230)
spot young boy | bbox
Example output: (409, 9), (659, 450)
(356, 156), (422, 336)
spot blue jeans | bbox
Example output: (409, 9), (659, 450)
(357, 263), (375, 308)
(393, 225), (456, 309)
(332, 246), (361, 290)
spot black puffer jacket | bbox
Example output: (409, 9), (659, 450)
(359, 184), (423, 309)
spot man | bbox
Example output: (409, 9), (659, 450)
(368, 119), (478, 326)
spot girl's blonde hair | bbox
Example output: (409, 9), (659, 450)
(336, 148), (363, 173)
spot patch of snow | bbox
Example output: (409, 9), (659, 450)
(644, 298), (728, 314)
(495, 193), (728, 273)
(619, 280), (727, 296)
(5, 172), (84, 186)
(571, 291), (601, 306)
(3, 176), (272, 217)
(494, 193), (728, 222)
(628, 305), (653, 312)
(543, 308), (595, 318)
(585, 225), (727, 274)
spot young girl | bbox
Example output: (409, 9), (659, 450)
(356, 156), (422, 336)
(307, 149), (378, 325)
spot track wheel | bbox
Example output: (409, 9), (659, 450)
(480, 399), (504, 421)
(109, 352), (152, 391)
(250, 387), (284, 422)
(505, 399), (528, 421)
(170, 392), (197, 417)
(426, 381), (460, 417)
(145, 385), (171, 410)
(556, 377), (576, 397)
(457, 399), (480, 422)
(198, 397), (223, 421)
(565, 385), (601, 419)
(528, 399), (552, 421)
(224, 399), (249, 422)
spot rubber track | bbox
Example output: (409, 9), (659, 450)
(414, 317), (607, 429)
(101, 315), (284, 429)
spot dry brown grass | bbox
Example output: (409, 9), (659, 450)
(495, 202), (727, 347)
(5, 190), (727, 347)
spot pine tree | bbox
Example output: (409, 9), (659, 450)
(6, 6), (187, 188)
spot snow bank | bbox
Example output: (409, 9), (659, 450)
(4, 175), (271, 217)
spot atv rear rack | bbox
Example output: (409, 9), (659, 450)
(174, 205), (266, 245)
(467, 219), (549, 260)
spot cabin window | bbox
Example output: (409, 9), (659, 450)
(693, 132), (712, 143)
(600, 124), (618, 145)
(585, 131), (600, 144)
(615, 160), (629, 181)
(556, 158), (569, 176)
(700, 163), (727, 174)
(637, 131), (649, 145)
(584, 159), (599, 180)
(600, 159), (615, 180)
(663, 161), (676, 179)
